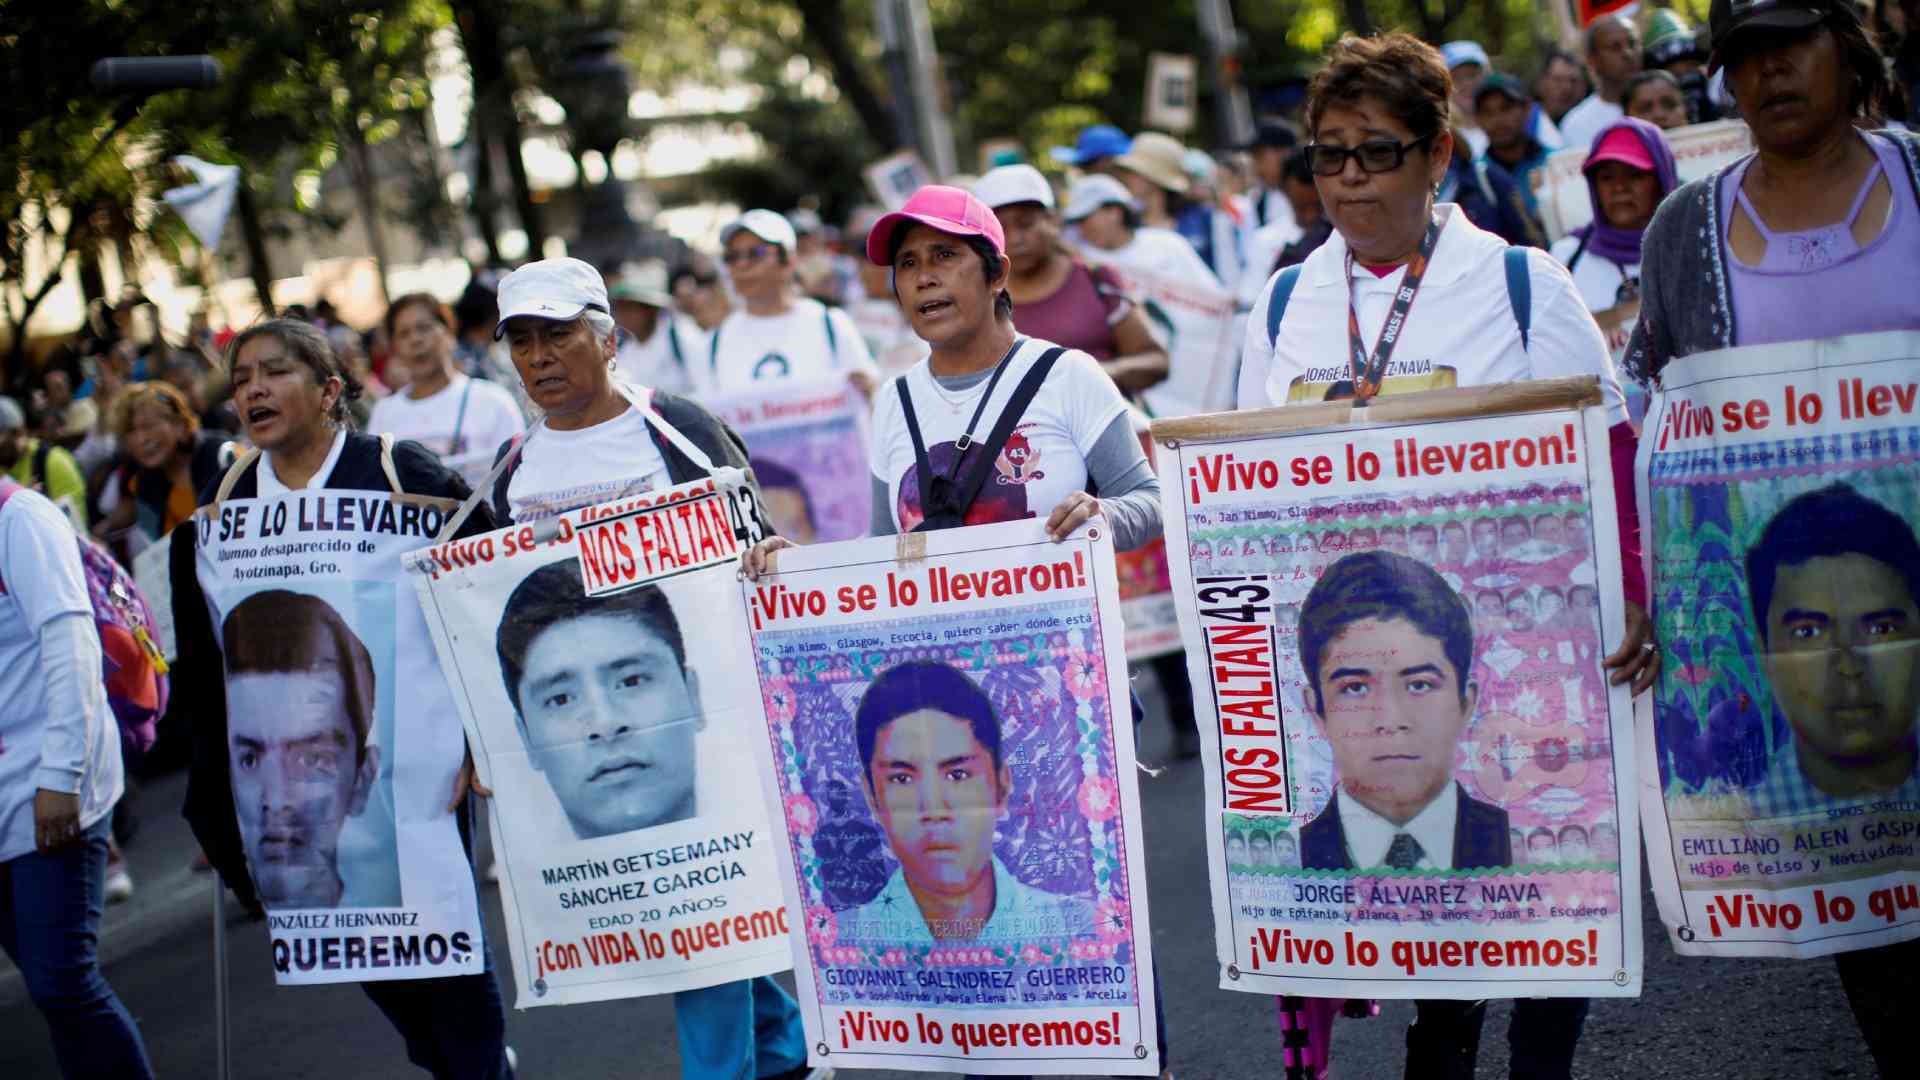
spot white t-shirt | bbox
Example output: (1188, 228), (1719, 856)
(367, 374), (526, 488)
(0, 486), (123, 861)
(869, 338), (1128, 532)
(1558, 94), (1624, 150)
(1240, 208), (1626, 424)
(701, 298), (877, 395)
(506, 391), (668, 522)
(1549, 234), (1639, 316)
(613, 316), (705, 396)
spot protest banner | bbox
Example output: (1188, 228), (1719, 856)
(1082, 250), (1237, 419)
(133, 539), (176, 660)
(1636, 330), (1920, 959)
(1534, 119), (1753, 242)
(706, 376), (873, 544)
(410, 473), (792, 1006)
(192, 488), (483, 985)
(739, 519), (1160, 1074)
(1116, 419), (1180, 660)
(1152, 378), (1643, 999)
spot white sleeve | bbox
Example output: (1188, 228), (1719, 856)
(366, 395), (396, 436)
(478, 383), (529, 447)
(1, 497), (102, 795)
(1237, 270), (1281, 410)
(1524, 250), (1628, 425)
(1060, 350), (1130, 458)
(831, 308), (879, 379)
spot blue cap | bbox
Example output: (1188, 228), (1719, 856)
(1048, 125), (1131, 166)
(1441, 40), (1491, 72)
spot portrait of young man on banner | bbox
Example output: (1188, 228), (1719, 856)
(222, 588), (398, 909)
(1297, 551), (1511, 872)
(496, 563), (706, 841)
(834, 660), (1097, 944)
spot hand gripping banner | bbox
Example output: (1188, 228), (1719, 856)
(1153, 378), (1644, 998)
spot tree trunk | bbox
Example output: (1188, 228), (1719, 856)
(466, 106), (505, 266)
(454, 0), (546, 255)
(794, 0), (900, 151)
(344, 128), (392, 308)
(234, 182), (276, 317)
(1341, 0), (1376, 36)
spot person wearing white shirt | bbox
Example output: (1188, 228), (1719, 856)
(1558, 14), (1644, 148)
(608, 259), (702, 395)
(369, 293), (526, 490)
(704, 208), (878, 397)
(1241, 121), (1302, 239)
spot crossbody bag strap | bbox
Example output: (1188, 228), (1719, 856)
(449, 377), (473, 451)
(205, 446), (263, 515)
(946, 346), (1065, 519)
(896, 375), (937, 519)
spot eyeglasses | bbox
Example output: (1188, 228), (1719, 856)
(722, 244), (778, 266)
(1305, 134), (1436, 177)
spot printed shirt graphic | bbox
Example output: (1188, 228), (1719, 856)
(835, 855), (1097, 945)
(506, 393), (667, 521)
(870, 339), (1127, 533)
(367, 375), (527, 486)
(704, 298), (877, 395)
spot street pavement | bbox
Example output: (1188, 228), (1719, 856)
(1, 674), (1881, 1079)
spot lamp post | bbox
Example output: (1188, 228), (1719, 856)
(550, 29), (651, 270)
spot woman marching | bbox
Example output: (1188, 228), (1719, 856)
(168, 319), (517, 1078)
(1627, 3), (1918, 1074)
(742, 186), (1173, 1079)
(1239, 31), (1659, 1080)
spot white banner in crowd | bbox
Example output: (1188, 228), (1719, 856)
(1083, 250), (1237, 419)
(1535, 119), (1753, 242)
(410, 474), (792, 1006)
(193, 490), (484, 985)
(740, 519), (1161, 1074)
(1637, 330), (1920, 959)
(1154, 385), (1643, 998)
(706, 377), (874, 544)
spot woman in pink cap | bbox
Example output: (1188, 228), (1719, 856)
(742, 184), (1173, 1080)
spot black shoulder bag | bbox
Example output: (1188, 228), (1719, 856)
(896, 345), (1065, 533)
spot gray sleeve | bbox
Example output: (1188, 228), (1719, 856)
(870, 475), (896, 537)
(1086, 412), (1163, 552)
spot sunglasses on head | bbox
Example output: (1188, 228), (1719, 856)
(1305, 133), (1437, 177)
(722, 243), (778, 265)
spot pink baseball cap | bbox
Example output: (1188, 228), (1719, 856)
(864, 185), (1006, 266)
(1584, 128), (1655, 174)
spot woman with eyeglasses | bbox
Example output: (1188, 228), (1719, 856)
(1237, 31), (1657, 1080)
(705, 209), (879, 398)
(1625, 3), (1918, 1074)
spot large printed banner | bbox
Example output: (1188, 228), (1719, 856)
(708, 378), (873, 545)
(1534, 120), (1752, 242)
(1085, 252), (1237, 419)
(1155, 390), (1643, 998)
(411, 474), (792, 1006)
(1637, 330), (1920, 958)
(740, 519), (1161, 1074)
(193, 491), (483, 985)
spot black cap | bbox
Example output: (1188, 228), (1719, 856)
(1473, 73), (1530, 107)
(1242, 121), (1299, 151)
(1708, 0), (1831, 72)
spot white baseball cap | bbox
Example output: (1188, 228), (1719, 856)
(720, 209), (798, 252)
(608, 260), (673, 308)
(1061, 174), (1139, 223)
(972, 164), (1055, 211)
(493, 257), (609, 339)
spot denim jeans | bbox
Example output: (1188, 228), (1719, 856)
(355, 793), (512, 1079)
(674, 975), (808, 1079)
(0, 815), (155, 1079)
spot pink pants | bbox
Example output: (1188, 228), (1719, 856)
(1276, 996), (1378, 1080)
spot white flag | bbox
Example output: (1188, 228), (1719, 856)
(161, 156), (241, 252)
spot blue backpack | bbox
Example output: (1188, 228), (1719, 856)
(1265, 246), (1533, 350)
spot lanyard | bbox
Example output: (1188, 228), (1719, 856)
(1344, 206), (1448, 403)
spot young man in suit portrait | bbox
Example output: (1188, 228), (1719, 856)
(1296, 550), (1512, 872)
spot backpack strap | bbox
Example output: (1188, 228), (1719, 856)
(944, 347), (1065, 523)
(32, 440), (52, 491)
(378, 432), (459, 513)
(448, 378), (473, 454)
(667, 321), (686, 370)
(1504, 247), (1532, 352)
(1265, 265), (1305, 349)
(1564, 231), (1591, 274)
(823, 307), (838, 363)
(204, 446), (264, 515)
(708, 323), (722, 379)
(896, 376), (936, 522)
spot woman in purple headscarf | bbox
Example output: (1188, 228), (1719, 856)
(1550, 117), (1680, 318)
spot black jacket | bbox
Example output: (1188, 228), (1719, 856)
(1299, 784), (1512, 872)
(168, 433), (495, 914)
(488, 389), (768, 532)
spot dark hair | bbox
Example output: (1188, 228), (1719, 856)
(1719, 6), (1894, 122)
(750, 456), (817, 533)
(1528, 826), (1557, 846)
(854, 661), (1002, 779)
(1306, 32), (1452, 144)
(1282, 146), (1316, 186)
(1249, 830), (1272, 848)
(1298, 550), (1476, 715)
(114, 381), (200, 441)
(224, 318), (363, 426)
(1746, 483), (1920, 646)
(383, 292), (454, 340)
(1535, 46), (1592, 94)
(1558, 824), (1589, 844)
(495, 561), (687, 711)
(222, 590), (375, 762)
(1623, 69), (1684, 116)
(886, 228), (1013, 320)
(669, 262), (720, 293)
